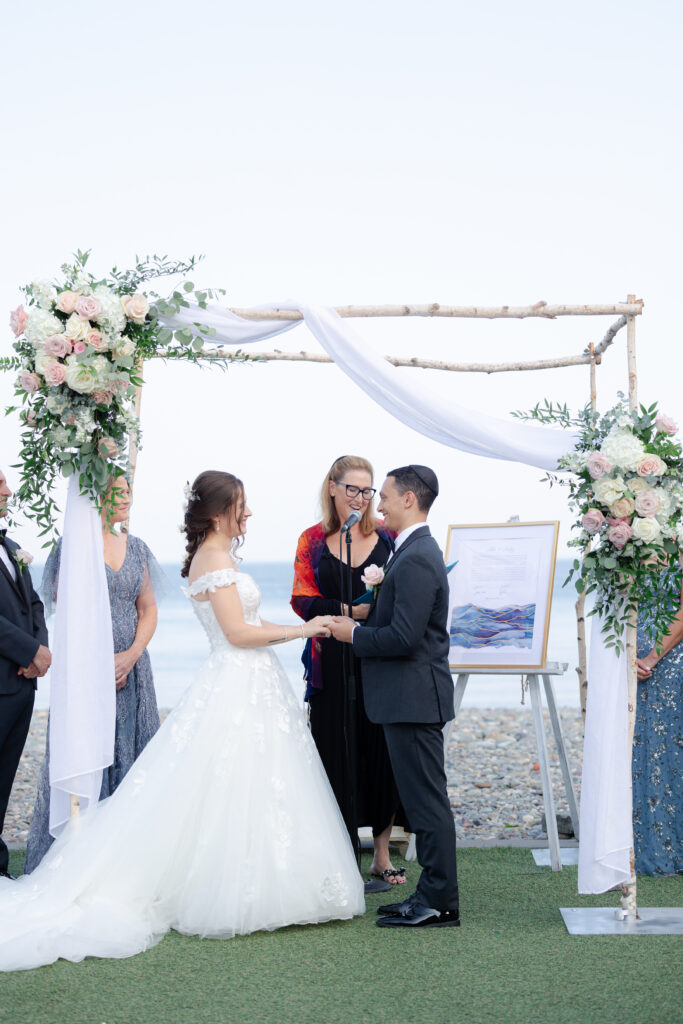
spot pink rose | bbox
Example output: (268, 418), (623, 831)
(86, 329), (108, 352)
(93, 390), (113, 406)
(25, 410), (37, 426)
(122, 293), (149, 323)
(587, 451), (612, 479)
(635, 490), (661, 517)
(43, 362), (67, 386)
(56, 290), (79, 314)
(10, 305), (28, 337)
(581, 509), (605, 534)
(72, 341), (86, 355)
(76, 296), (102, 321)
(636, 454), (666, 477)
(19, 370), (40, 393)
(361, 564), (385, 587)
(655, 413), (678, 435)
(608, 521), (632, 548)
(98, 437), (119, 458)
(44, 333), (71, 358)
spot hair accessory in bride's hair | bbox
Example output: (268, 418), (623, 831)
(182, 482), (199, 514)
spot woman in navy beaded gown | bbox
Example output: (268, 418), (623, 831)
(633, 568), (683, 876)
(25, 478), (167, 871)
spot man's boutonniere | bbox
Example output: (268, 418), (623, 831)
(360, 563), (385, 600)
(15, 549), (34, 572)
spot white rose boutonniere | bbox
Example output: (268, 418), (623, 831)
(15, 549), (34, 572)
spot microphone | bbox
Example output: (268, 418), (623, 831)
(341, 510), (362, 534)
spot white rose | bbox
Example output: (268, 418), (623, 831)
(24, 308), (64, 347)
(628, 477), (650, 496)
(111, 337), (135, 358)
(65, 356), (101, 395)
(593, 476), (625, 507)
(64, 313), (90, 342)
(601, 429), (646, 472)
(34, 349), (59, 377)
(631, 517), (661, 543)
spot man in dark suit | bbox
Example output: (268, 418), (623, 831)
(0, 468), (50, 878)
(329, 465), (459, 927)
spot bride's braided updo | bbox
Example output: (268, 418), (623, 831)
(180, 470), (245, 578)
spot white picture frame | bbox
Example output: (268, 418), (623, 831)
(444, 521), (560, 670)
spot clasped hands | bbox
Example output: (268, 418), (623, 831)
(306, 615), (355, 642)
(18, 643), (51, 679)
(636, 653), (658, 681)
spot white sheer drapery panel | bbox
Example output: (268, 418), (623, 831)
(159, 300), (627, 893)
(577, 613), (632, 892)
(160, 302), (579, 472)
(48, 476), (115, 837)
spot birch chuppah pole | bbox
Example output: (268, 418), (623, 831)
(620, 296), (640, 919)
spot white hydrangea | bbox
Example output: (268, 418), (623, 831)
(24, 308), (64, 347)
(93, 285), (126, 334)
(31, 279), (55, 311)
(654, 489), (673, 523)
(601, 429), (646, 472)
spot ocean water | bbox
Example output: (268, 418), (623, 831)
(32, 559), (582, 711)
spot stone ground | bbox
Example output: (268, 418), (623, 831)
(5, 706), (583, 846)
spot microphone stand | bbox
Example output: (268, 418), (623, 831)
(339, 527), (361, 871)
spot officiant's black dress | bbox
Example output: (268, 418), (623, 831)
(311, 538), (404, 841)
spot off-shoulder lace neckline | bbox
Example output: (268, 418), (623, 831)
(187, 567), (244, 599)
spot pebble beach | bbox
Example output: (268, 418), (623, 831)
(6, 705), (583, 848)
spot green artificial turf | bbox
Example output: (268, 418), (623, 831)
(1, 848), (681, 1024)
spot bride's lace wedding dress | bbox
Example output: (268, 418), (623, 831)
(0, 569), (365, 971)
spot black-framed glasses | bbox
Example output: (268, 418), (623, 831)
(336, 482), (376, 501)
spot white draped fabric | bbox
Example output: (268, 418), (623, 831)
(577, 614), (632, 892)
(49, 475), (115, 837)
(52, 299), (629, 894)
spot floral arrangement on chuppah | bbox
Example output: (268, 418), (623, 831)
(2, 251), (254, 536)
(514, 398), (683, 652)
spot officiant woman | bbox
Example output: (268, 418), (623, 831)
(291, 455), (406, 884)
(25, 476), (168, 871)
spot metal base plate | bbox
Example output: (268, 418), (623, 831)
(532, 848), (579, 867)
(561, 907), (683, 935)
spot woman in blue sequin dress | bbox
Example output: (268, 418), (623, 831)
(633, 568), (683, 876)
(25, 478), (167, 871)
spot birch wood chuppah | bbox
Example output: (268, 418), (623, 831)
(123, 294), (664, 928)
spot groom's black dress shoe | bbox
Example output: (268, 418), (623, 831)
(0, 869), (16, 880)
(377, 901), (460, 928)
(377, 891), (419, 916)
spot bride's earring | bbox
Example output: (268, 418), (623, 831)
(214, 521), (220, 533)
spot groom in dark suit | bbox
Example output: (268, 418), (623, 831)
(0, 469), (50, 878)
(329, 465), (459, 927)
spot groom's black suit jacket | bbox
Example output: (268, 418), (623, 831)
(0, 535), (48, 695)
(352, 525), (454, 725)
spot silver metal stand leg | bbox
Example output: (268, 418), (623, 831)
(542, 673), (580, 839)
(528, 674), (561, 871)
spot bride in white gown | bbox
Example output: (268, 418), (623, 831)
(0, 470), (365, 972)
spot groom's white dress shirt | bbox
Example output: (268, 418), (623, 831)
(0, 544), (17, 582)
(386, 521), (430, 563)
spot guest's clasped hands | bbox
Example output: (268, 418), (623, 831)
(17, 643), (51, 680)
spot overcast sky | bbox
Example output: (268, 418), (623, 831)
(1, 0), (681, 564)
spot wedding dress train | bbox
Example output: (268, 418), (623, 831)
(0, 569), (364, 971)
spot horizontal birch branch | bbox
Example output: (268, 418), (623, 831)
(161, 347), (619, 373)
(226, 300), (643, 322)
